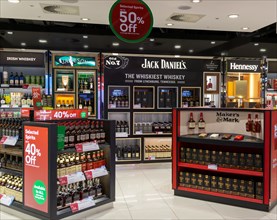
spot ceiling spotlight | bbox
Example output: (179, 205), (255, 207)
(211, 41), (216, 44)
(139, 47), (144, 50)
(112, 53), (119, 56)
(83, 35), (88, 39)
(175, 45), (181, 49)
(228, 14), (239, 19)
(7, 31), (13, 35)
(21, 42), (26, 46)
(81, 18), (89, 21)
(83, 45), (89, 48)
(188, 49), (194, 53)
(242, 27), (249, 30)
(175, 55), (181, 58)
(191, 0), (201, 3)
(39, 39), (47, 43)
(8, 0), (20, 3)
(254, 43), (259, 46)
(260, 48), (266, 52)
(167, 23), (174, 26)
(149, 38), (155, 42)
(112, 42), (119, 46)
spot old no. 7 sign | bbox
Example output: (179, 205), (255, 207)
(109, 0), (154, 43)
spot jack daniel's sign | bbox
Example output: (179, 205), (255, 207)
(227, 60), (261, 73)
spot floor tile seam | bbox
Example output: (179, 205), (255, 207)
(116, 177), (134, 220)
(206, 202), (226, 220)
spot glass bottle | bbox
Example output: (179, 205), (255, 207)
(198, 112), (205, 129)
(246, 114), (253, 132)
(188, 112), (196, 129)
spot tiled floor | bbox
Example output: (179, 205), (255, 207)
(1, 163), (276, 220)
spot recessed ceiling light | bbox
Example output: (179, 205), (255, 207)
(83, 45), (88, 48)
(175, 55), (180, 58)
(112, 42), (119, 46)
(83, 35), (88, 39)
(175, 45), (181, 49)
(139, 47), (144, 50)
(7, 31), (13, 35)
(21, 42), (26, 46)
(191, 0), (201, 3)
(242, 27), (249, 30)
(211, 41), (216, 44)
(228, 14), (239, 19)
(260, 48), (266, 52)
(167, 23), (174, 26)
(112, 53), (119, 56)
(254, 43), (259, 46)
(149, 38), (155, 42)
(8, 0), (20, 3)
(81, 18), (89, 21)
(39, 39), (47, 43)
(188, 49), (194, 53)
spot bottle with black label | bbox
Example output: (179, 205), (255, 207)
(159, 90), (165, 108)
(165, 91), (171, 108)
(142, 91), (147, 108)
(9, 72), (14, 86)
(19, 72), (24, 85)
(14, 72), (19, 87)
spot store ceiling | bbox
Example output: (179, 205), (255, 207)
(0, 0), (276, 58)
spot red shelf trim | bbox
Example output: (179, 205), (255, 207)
(178, 162), (263, 177)
(178, 186), (263, 204)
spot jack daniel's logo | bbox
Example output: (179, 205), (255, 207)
(141, 58), (187, 70)
(216, 112), (240, 123)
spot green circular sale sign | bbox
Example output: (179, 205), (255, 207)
(109, 0), (154, 43)
(32, 180), (47, 205)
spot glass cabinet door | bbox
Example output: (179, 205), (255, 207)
(54, 69), (75, 92)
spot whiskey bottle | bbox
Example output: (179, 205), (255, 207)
(142, 91), (147, 108)
(56, 100), (61, 109)
(78, 98), (83, 109)
(188, 113), (196, 129)
(245, 114), (253, 132)
(135, 91), (141, 105)
(252, 114), (261, 133)
(198, 112), (205, 129)
(88, 100), (93, 116)
(165, 91), (171, 108)
(159, 91), (165, 108)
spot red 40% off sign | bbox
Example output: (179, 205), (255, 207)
(109, 0), (153, 43)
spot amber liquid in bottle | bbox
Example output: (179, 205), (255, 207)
(188, 112), (196, 129)
(245, 114), (253, 132)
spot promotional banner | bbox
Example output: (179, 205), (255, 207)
(24, 126), (48, 213)
(227, 60), (261, 73)
(53, 55), (96, 68)
(32, 87), (42, 110)
(109, 0), (153, 43)
(104, 55), (219, 86)
(33, 109), (88, 121)
(0, 52), (45, 67)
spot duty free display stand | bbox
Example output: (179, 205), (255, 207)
(0, 109), (115, 220)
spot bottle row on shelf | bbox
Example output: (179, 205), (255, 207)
(134, 121), (172, 134)
(78, 77), (94, 93)
(0, 174), (23, 202)
(58, 120), (106, 149)
(115, 145), (140, 160)
(0, 153), (23, 171)
(2, 71), (44, 87)
(145, 145), (171, 159)
(116, 121), (129, 133)
(57, 151), (105, 178)
(180, 147), (263, 171)
(109, 95), (129, 108)
(0, 118), (28, 139)
(57, 178), (103, 210)
(179, 171), (263, 200)
(78, 98), (94, 116)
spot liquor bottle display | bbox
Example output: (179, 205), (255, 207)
(0, 91), (36, 108)
(158, 88), (177, 108)
(0, 153), (23, 171)
(57, 178), (104, 210)
(198, 112), (205, 129)
(109, 95), (129, 108)
(2, 71), (45, 87)
(188, 112), (196, 129)
(115, 145), (140, 160)
(179, 171), (262, 199)
(115, 121), (129, 134)
(134, 121), (172, 134)
(133, 87), (154, 108)
(0, 118), (28, 139)
(58, 120), (106, 149)
(181, 88), (201, 107)
(145, 144), (171, 159)
(0, 174), (23, 202)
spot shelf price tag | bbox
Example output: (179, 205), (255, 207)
(70, 196), (95, 213)
(58, 171), (86, 186)
(208, 164), (218, 170)
(0, 136), (19, 146)
(116, 132), (129, 138)
(75, 142), (100, 153)
(0, 194), (14, 206)
(84, 166), (108, 180)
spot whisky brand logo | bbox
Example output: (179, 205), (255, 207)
(216, 112), (240, 123)
(141, 58), (187, 70)
(104, 56), (129, 69)
(230, 62), (259, 71)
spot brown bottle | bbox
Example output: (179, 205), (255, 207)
(188, 112), (196, 129)
(81, 153), (87, 172)
(68, 122), (76, 148)
(246, 114), (253, 132)
(252, 114), (261, 133)
(86, 153), (93, 170)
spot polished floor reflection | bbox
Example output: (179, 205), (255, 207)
(1, 163), (276, 219)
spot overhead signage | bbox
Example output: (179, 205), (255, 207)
(104, 55), (218, 86)
(227, 60), (261, 73)
(109, 0), (153, 43)
(0, 52), (45, 67)
(203, 60), (221, 72)
(53, 55), (96, 68)
(24, 126), (48, 213)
